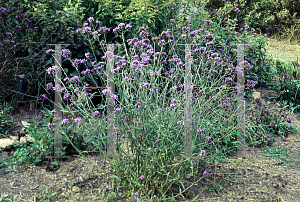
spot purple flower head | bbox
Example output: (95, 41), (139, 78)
(203, 170), (209, 177)
(125, 24), (132, 29)
(134, 192), (139, 200)
(118, 23), (125, 28)
(74, 118), (81, 126)
(83, 26), (91, 33)
(46, 66), (60, 75)
(61, 49), (72, 58)
(87, 17), (94, 22)
(15, 25), (22, 30)
(70, 76), (80, 83)
(62, 119), (69, 125)
(48, 123), (56, 130)
(197, 128), (204, 135)
(140, 31), (149, 38)
(158, 40), (166, 46)
(177, 120), (183, 125)
(63, 93), (70, 100)
(92, 111), (100, 116)
(181, 34), (187, 40)
(46, 49), (55, 55)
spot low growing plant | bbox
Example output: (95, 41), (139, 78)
(267, 59), (300, 114)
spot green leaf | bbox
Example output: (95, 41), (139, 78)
(84, 47), (90, 53)
(77, 50), (84, 58)
(45, 58), (53, 66)
(95, 50), (101, 56)
(50, 10), (55, 16)
(87, 61), (92, 68)
(83, 40), (89, 46)
(70, 70), (79, 77)
(79, 7), (86, 12)
(63, 68), (69, 74)
(44, 15), (51, 22)
(115, 13), (123, 20)
(55, 14), (62, 21)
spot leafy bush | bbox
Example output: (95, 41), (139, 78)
(0, 0), (42, 103)
(0, 102), (14, 137)
(267, 60), (300, 114)
(202, 0), (300, 42)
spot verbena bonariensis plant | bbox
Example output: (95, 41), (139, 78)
(31, 1), (298, 201)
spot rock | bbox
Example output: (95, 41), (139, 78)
(0, 134), (36, 150)
(251, 92), (261, 104)
(0, 120), (36, 151)
(20, 134), (35, 143)
(72, 186), (81, 193)
(252, 92), (261, 99)
(0, 138), (15, 150)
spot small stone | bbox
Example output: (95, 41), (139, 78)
(0, 138), (14, 150)
(72, 186), (81, 193)
(9, 136), (18, 141)
(252, 92), (260, 99)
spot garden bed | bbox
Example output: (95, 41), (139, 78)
(1, 0), (300, 201)
(1, 80), (300, 201)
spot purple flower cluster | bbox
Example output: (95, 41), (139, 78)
(46, 66), (60, 75)
(61, 49), (72, 58)
(113, 23), (132, 33)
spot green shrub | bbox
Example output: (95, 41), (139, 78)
(0, 102), (14, 138)
(202, 0), (300, 42)
(267, 60), (300, 113)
